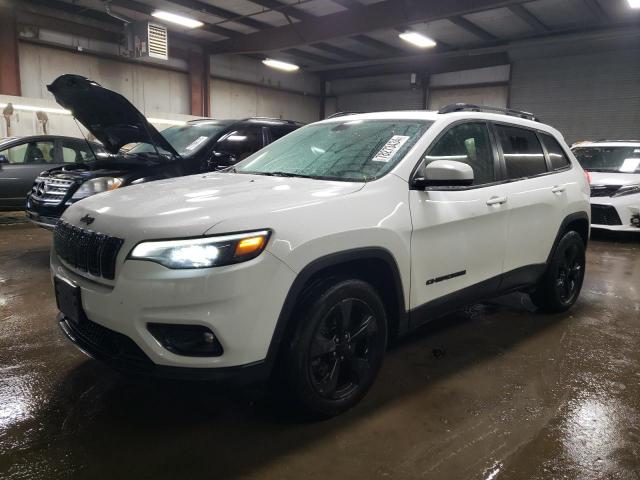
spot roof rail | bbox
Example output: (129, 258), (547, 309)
(437, 103), (539, 122)
(327, 111), (360, 119)
(241, 117), (302, 125)
(595, 139), (640, 143)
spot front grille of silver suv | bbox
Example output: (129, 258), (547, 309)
(31, 177), (74, 205)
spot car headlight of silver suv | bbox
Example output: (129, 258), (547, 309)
(129, 230), (271, 269)
(612, 183), (640, 197)
(72, 177), (123, 199)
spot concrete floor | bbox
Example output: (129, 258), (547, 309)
(1, 218), (639, 480)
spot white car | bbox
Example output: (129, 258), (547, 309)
(51, 104), (590, 417)
(571, 140), (640, 232)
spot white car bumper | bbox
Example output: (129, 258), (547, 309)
(590, 196), (640, 232)
(51, 249), (297, 375)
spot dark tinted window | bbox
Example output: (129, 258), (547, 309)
(270, 124), (298, 142)
(424, 122), (495, 185)
(540, 133), (570, 170)
(215, 126), (262, 163)
(61, 140), (99, 163)
(496, 125), (547, 178)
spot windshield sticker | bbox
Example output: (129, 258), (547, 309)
(634, 149), (640, 153)
(372, 135), (410, 162)
(185, 136), (208, 151)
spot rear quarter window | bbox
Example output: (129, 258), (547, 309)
(540, 133), (571, 170)
(495, 125), (547, 179)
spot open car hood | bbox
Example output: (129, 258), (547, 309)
(47, 74), (178, 156)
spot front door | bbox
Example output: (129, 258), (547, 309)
(409, 121), (509, 325)
(0, 139), (59, 209)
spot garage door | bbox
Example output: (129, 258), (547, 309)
(336, 90), (424, 112)
(428, 85), (509, 110)
(509, 49), (640, 144)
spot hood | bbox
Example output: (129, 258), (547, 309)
(61, 173), (365, 239)
(589, 171), (640, 186)
(41, 162), (138, 182)
(47, 74), (178, 156)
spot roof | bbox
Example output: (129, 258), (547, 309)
(317, 109), (563, 138)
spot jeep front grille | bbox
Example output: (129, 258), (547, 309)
(53, 221), (124, 279)
(31, 177), (74, 205)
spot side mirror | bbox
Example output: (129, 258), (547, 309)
(208, 150), (238, 171)
(413, 160), (474, 188)
(0, 154), (8, 164)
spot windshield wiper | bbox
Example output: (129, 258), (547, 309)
(251, 171), (319, 179)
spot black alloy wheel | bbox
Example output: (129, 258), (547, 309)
(531, 231), (586, 312)
(285, 278), (388, 418)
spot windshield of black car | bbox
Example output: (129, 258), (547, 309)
(234, 119), (432, 182)
(573, 146), (640, 173)
(127, 122), (230, 158)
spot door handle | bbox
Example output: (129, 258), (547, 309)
(486, 196), (507, 206)
(551, 185), (566, 194)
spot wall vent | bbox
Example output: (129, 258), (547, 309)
(147, 23), (168, 60)
(127, 21), (168, 61)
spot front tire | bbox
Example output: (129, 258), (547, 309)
(531, 231), (586, 312)
(285, 278), (388, 418)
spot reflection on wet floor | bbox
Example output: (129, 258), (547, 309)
(0, 224), (639, 479)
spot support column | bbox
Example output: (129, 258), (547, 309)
(0, 4), (21, 96)
(319, 79), (326, 120)
(188, 50), (211, 117)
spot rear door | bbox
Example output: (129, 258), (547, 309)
(0, 139), (57, 208)
(409, 121), (509, 323)
(212, 125), (264, 169)
(493, 123), (569, 281)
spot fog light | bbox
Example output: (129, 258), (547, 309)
(147, 323), (223, 357)
(631, 214), (640, 228)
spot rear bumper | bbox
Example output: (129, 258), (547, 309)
(58, 314), (270, 384)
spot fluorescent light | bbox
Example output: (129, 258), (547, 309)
(262, 58), (299, 72)
(629, 0), (640, 8)
(399, 31), (437, 48)
(152, 10), (203, 28)
(0, 103), (71, 115)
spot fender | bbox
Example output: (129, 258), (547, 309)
(263, 247), (407, 371)
(545, 211), (590, 265)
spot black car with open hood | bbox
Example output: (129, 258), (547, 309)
(26, 74), (303, 229)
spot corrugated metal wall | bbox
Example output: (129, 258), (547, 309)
(509, 49), (640, 143)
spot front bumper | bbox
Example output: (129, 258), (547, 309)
(51, 248), (297, 373)
(58, 314), (269, 383)
(26, 210), (59, 230)
(590, 197), (640, 232)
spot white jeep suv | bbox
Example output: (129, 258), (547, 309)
(572, 140), (640, 232)
(51, 104), (590, 417)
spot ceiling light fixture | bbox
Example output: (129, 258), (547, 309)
(152, 10), (204, 29)
(399, 31), (437, 48)
(262, 58), (300, 72)
(628, 0), (640, 8)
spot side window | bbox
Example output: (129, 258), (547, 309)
(423, 122), (496, 185)
(495, 125), (547, 179)
(540, 133), (571, 170)
(215, 127), (262, 163)
(1, 141), (56, 164)
(270, 125), (297, 142)
(61, 140), (97, 163)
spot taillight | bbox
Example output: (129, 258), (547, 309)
(584, 170), (592, 184)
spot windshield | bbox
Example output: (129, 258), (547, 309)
(573, 146), (640, 173)
(234, 119), (432, 182)
(128, 122), (230, 158)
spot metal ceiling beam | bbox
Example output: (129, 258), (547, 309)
(448, 16), (497, 41)
(582, 0), (609, 22)
(508, 4), (550, 33)
(282, 48), (336, 64)
(209, 0), (523, 54)
(310, 42), (370, 61)
(248, 0), (316, 22)
(350, 34), (405, 55)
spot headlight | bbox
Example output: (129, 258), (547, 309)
(129, 230), (271, 269)
(613, 183), (640, 197)
(72, 177), (123, 199)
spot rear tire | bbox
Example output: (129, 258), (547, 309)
(530, 231), (586, 312)
(284, 278), (388, 418)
